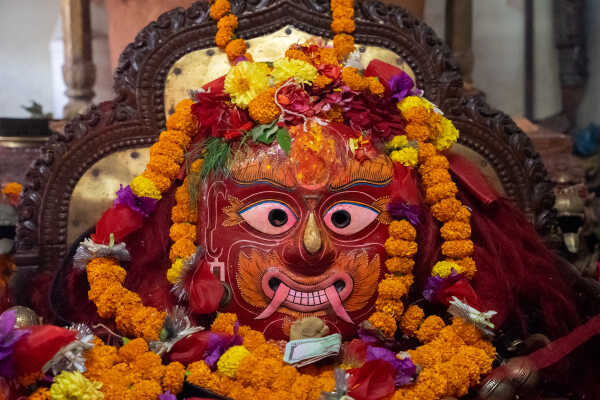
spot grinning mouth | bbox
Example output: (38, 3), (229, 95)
(256, 267), (354, 323)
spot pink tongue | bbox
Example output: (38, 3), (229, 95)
(255, 283), (290, 320)
(325, 285), (353, 324)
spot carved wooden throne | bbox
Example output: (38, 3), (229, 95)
(14, 0), (562, 315)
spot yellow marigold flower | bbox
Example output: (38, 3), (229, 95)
(216, 27), (233, 48)
(441, 239), (474, 258)
(453, 256), (477, 279)
(118, 337), (148, 362)
(332, 5), (355, 19)
(167, 258), (186, 284)
(400, 304), (424, 336)
(384, 237), (418, 257)
(398, 96), (433, 114)
(390, 147), (419, 167)
(166, 99), (197, 135)
(440, 220), (471, 240)
(431, 260), (461, 278)
(225, 38), (247, 62)
(170, 203), (197, 224)
(387, 135), (409, 149)
(211, 312), (238, 335)
(147, 154), (179, 180)
(272, 57), (318, 85)
(217, 345), (251, 378)
(159, 130), (191, 148)
(130, 380), (162, 400)
(342, 66), (368, 91)
(169, 238), (196, 261)
(249, 88), (280, 124)
(434, 117), (459, 151)
(389, 220), (416, 240)
(425, 181), (458, 205)
(2, 182), (22, 196)
(29, 387), (50, 400)
(130, 176), (161, 199)
(333, 33), (355, 60)
(421, 167), (452, 187)
(385, 257), (414, 274)
(402, 105), (431, 124)
(285, 48), (312, 64)
(141, 169), (171, 193)
(225, 61), (270, 108)
(217, 13), (238, 30)
(240, 328), (266, 351)
(368, 311), (397, 337)
(50, 371), (103, 400)
(209, 0), (230, 20)
(405, 123), (432, 142)
(430, 197), (463, 222)
(331, 17), (355, 34)
(418, 141), (437, 161)
(367, 76), (385, 95)
(169, 223), (196, 242)
(378, 277), (409, 300)
(313, 74), (333, 89)
(416, 315), (446, 343)
(375, 298), (404, 319)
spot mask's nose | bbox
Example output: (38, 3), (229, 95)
(303, 212), (322, 254)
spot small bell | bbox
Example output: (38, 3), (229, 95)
(3, 305), (40, 328)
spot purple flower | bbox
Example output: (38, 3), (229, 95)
(204, 321), (242, 368)
(387, 200), (420, 226)
(0, 310), (30, 378)
(159, 391), (177, 400)
(389, 72), (415, 102)
(423, 269), (463, 302)
(114, 185), (158, 217)
(365, 346), (417, 387)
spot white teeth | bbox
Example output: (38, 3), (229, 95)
(283, 288), (331, 306)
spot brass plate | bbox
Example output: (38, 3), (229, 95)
(164, 26), (415, 117)
(67, 147), (150, 246)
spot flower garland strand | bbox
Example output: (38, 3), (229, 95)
(210, 0), (252, 63)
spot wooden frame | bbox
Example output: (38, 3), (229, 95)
(15, 0), (555, 284)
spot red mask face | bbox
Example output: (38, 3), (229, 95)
(197, 149), (402, 340)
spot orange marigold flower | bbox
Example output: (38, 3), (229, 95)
(421, 167), (452, 187)
(142, 169), (171, 192)
(389, 219), (416, 240)
(332, 6), (355, 19)
(226, 38), (247, 62)
(252, 343), (283, 359)
(453, 256), (477, 279)
(270, 365), (299, 392)
(418, 142), (437, 161)
(216, 27), (233, 48)
(319, 47), (339, 65)
(400, 304), (424, 336)
(149, 139), (185, 164)
(333, 33), (355, 60)
(405, 123), (432, 142)
(249, 88), (280, 124)
(130, 380), (163, 400)
(285, 48), (313, 64)
(118, 338), (148, 362)
(375, 298), (404, 319)
(87, 258), (126, 284)
(115, 290), (143, 312)
(85, 342), (120, 373)
(367, 76), (385, 95)
(166, 99), (197, 135)
(171, 203), (198, 224)
(430, 197), (463, 222)
(169, 238), (196, 261)
(130, 306), (166, 341)
(441, 239), (474, 258)
(471, 339), (497, 360)
(425, 181), (458, 205)
(175, 184), (190, 205)
(147, 154), (180, 180)
(186, 361), (213, 387)
(414, 367), (448, 398)
(322, 106), (344, 123)
(384, 237), (418, 257)
(313, 74), (333, 89)
(2, 182), (22, 196)
(217, 13), (238, 30)
(28, 387), (50, 400)
(440, 220), (471, 240)
(455, 206), (471, 222)
(134, 351), (165, 381)
(169, 223), (196, 242)
(342, 67), (368, 91)
(209, 0), (231, 20)
(291, 374), (317, 399)
(385, 257), (414, 274)
(378, 277), (409, 300)
(402, 106), (431, 124)
(240, 328), (266, 351)
(159, 129), (191, 148)
(95, 283), (127, 318)
(416, 315), (446, 343)
(18, 371), (41, 387)
(418, 154), (449, 176)
(368, 311), (397, 337)
(211, 312), (238, 335)
(451, 317), (482, 345)
(331, 17), (355, 34)
(190, 159), (203, 174)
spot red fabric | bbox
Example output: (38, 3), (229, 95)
(92, 204), (144, 245)
(392, 164), (421, 205)
(202, 75), (225, 92)
(347, 359), (396, 400)
(187, 260), (224, 315)
(438, 278), (481, 310)
(364, 59), (405, 93)
(166, 331), (212, 365)
(13, 325), (76, 376)
(448, 153), (498, 205)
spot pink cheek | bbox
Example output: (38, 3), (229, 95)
(241, 206), (297, 235)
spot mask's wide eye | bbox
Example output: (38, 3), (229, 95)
(323, 202), (380, 235)
(239, 200), (297, 235)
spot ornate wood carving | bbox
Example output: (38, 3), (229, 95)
(15, 0), (557, 287)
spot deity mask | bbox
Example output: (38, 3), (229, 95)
(196, 123), (414, 340)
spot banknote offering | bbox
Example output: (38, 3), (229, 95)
(284, 333), (342, 368)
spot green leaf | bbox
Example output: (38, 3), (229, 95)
(250, 121), (280, 145)
(276, 128), (291, 154)
(201, 137), (231, 177)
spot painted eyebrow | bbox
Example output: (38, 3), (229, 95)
(230, 158), (296, 189)
(328, 178), (392, 192)
(328, 155), (394, 192)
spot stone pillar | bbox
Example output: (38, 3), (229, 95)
(61, 0), (96, 119)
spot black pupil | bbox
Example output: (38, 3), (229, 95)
(331, 210), (351, 228)
(268, 209), (288, 227)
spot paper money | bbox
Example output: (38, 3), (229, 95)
(284, 333), (342, 367)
